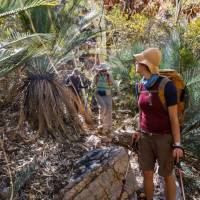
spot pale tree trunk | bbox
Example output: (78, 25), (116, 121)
(175, 0), (182, 24)
(89, 0), (107, 63)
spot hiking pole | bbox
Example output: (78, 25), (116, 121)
(176, 161), (186, 200)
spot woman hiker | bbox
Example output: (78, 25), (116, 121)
(93, 63), (114, 134)
(132, 48), (184, 200)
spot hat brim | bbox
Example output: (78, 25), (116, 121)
(134, 53), (159, 74)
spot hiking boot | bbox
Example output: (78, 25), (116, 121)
(136, 189), (147, 200)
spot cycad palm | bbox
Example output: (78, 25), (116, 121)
(0, 0), (100, 144)
(0, 0), (57, 77)
(19, 55), (83, 143)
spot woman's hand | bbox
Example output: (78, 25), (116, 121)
(173, 147), (184, 163)
(132, 131), (141, 142)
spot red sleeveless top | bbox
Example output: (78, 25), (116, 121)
(138, 82), (172, 134)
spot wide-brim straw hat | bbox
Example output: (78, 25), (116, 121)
(134, 48), (162, 74)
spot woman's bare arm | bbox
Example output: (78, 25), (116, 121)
(168, 104), (183, 162)
(168, 104), (180, 144)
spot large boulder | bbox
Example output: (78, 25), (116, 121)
(60, 147), (138, 200)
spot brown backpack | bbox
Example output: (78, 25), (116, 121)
(158, 69), (186, 125)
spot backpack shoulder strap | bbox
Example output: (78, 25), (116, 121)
(158, 76), (170, 110)
(135, 82), (142, 100)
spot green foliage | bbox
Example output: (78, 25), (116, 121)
(108, 42), (144, 111)
(106, 6), (148, 45)
(183, 65), (200, 110)
(0, 1), (59, 78)
(160, 27), (198, 73)
(180, 47), (198, 71)
(184, 17), (200, 54)
(0, 32), (55, 78)
(0, 32), (54, 48)
(26, 54), (55, 75)
(109, 42), (144, 81)
(0, 48), (28, 77)
(0, 0), (102, 142)
(0, 0), (57, 18)
(181, 63), (200, 158)
(53, 7), (101, 65)
(160, 40), (180, 70)
(0, 0), (101, 78)
(20, 6), (56, 33)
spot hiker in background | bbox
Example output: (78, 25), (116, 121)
(132, 48), (184, 200)
(65, 68), (93, 125)
(93, 63), (114, 134)
(65, 68), (88, 97)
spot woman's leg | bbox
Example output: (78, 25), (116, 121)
(95, 94), (107, 127)
(143, 170), (154, 200)
(155, 134), (176, 200)
(103, 95), (112, 132)
(138, 134), (156, 200)
(164, 174), (176, 200)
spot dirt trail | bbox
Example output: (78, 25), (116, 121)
(0, 108), (200, 199)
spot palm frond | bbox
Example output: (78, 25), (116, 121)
(131, 42), (144, 55)
(0, 32), (54, 49)
(108, 42), (144, 82)
(54, 27), (102, 65)
(26, 54), (55, 75)
(182, 64), (200, 110)
(19, 6), (56, 33)
(0, 0), (57, 18)
(185, 72), (200, 87)
(64, 0), (82, 22)
(182, 110), (200, 134)
(110, 65), (129, 81)
(79, 11), (100, 30)
(182, 110), (200, 159)
(56, 0), (82, 32)
(0, 48), (28, 77)
(161, 40), (181, 71)
(65, 29), (102, 55)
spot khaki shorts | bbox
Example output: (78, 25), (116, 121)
(138, 132), (174, 177)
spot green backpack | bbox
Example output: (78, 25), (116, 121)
(95, 73), (111, 96)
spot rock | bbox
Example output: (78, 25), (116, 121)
(111, 114), (139, 150)
(112, 131), (133, 150)
(85, 135), (101, 148)
(61, 147), (138, 200)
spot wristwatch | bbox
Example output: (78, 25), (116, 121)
(172, 143), (184, 151)
(174, 142), (181, 146)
